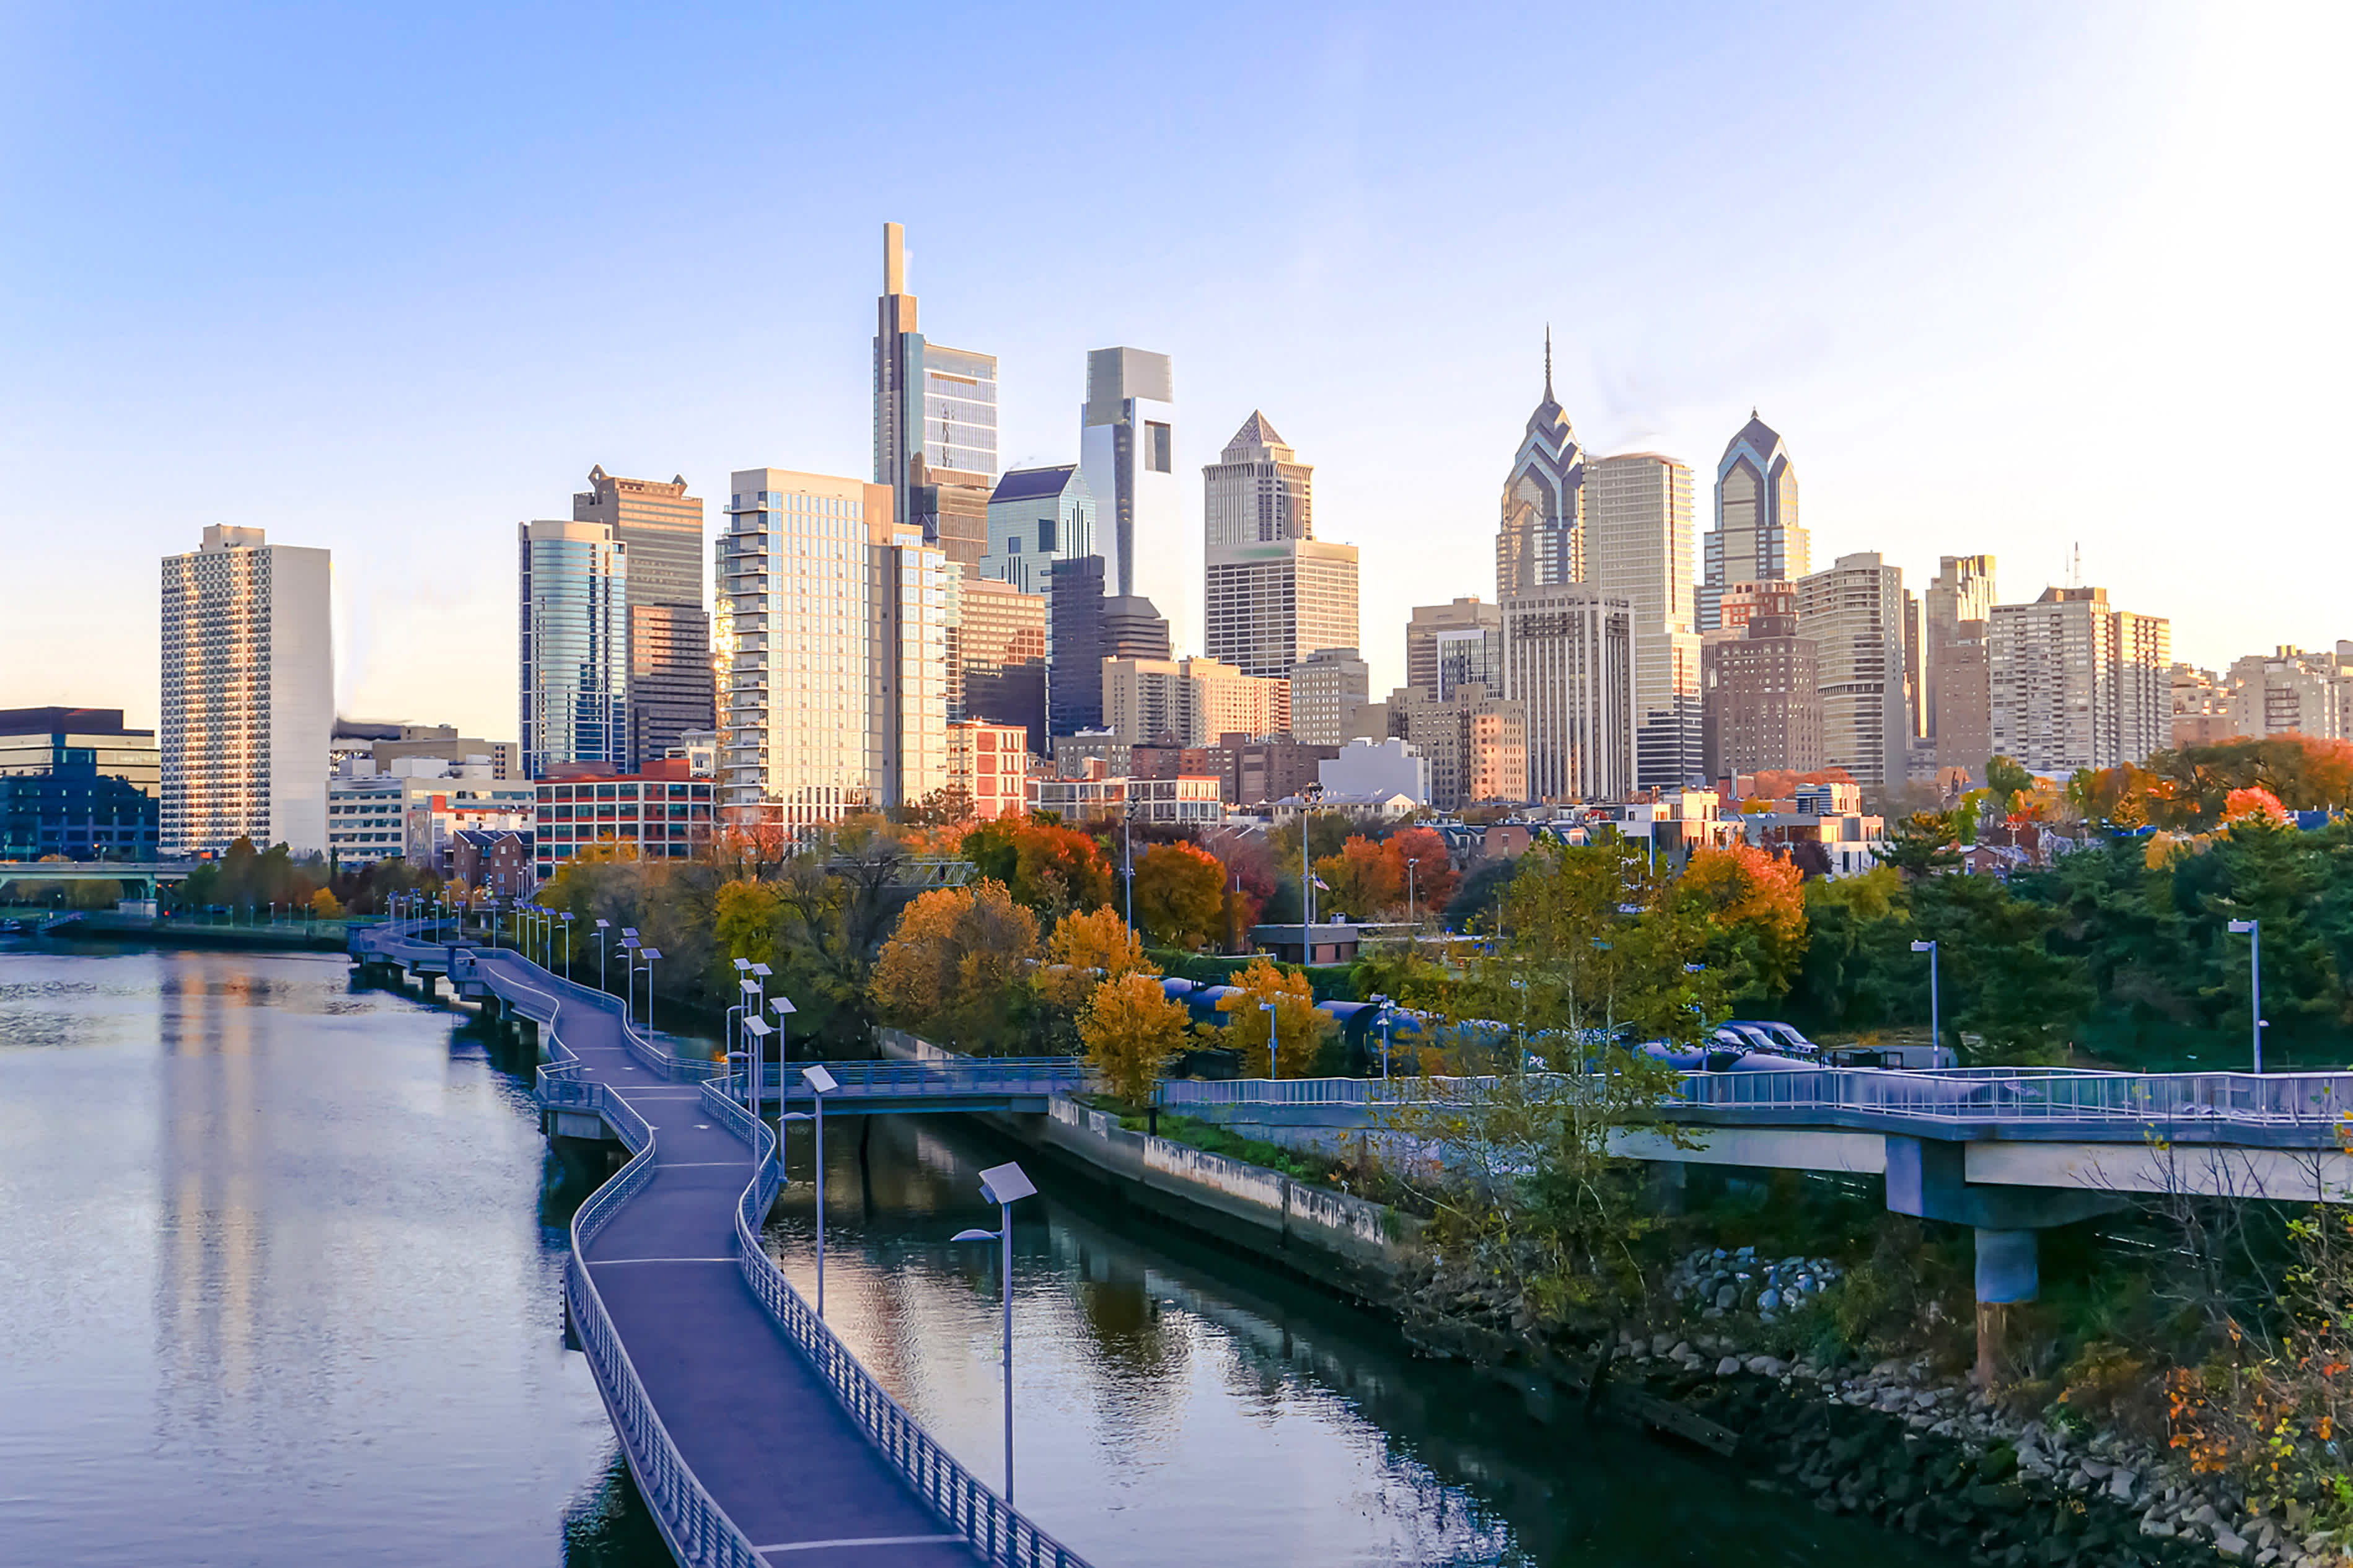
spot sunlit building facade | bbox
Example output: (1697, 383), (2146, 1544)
(573, 467), (713, 769)
(1080, 347), (1188, 646)
(1589, 451), (1702, 789)
(1203, 411), (1360, 683)
(1502, 583), (1632, 802)
(873, 222), (998, 577)
(1700, 413), (1809, 631)
(1496, 339), (1585, 596)
(518, 519), (630, 780)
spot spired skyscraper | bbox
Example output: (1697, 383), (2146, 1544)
(1202, 410), (1359, 684)
(1496, 331), (1585, 595)
(1699, 413), (1809, 631)
(872, 222), (998, 578)
(1080, 347), (1188, 650)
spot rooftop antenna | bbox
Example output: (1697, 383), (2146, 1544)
(1544, 325), (1554, 400)
(2069, 542), (2082, 589)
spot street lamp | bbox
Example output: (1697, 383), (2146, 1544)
(619, 935), (640, 1019)
(780, 1061), (834, 1316)
(2227, 919), (2265, 1073)
(741, 1013), (773, 1141)
(1298, 782), (1326, 934)
(1370, 992), (1395, 1080)
(594, 918), (610, 990)
(1260, 997), (1280, 1083)
(560, 911), (573, 978)
(951, 1160), (1037, 1504)
(1405, 857), (1420, 926)
(1911, 940), (1939, 1062)
(640, 948), (662, 1037)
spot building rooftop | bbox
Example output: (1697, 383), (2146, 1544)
(988, 465), (1080, 505)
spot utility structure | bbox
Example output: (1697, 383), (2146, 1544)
(2227, 918), (2265, 1072)
(951, 1161), (1037, 1505)
(780, 1064), (836, 1317)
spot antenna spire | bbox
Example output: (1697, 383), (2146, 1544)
(1544, 325), (1553, 400)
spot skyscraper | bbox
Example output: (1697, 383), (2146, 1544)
(1701, 584), (1823, 780)
(872, 222), (998, 577)
(1080, 347), (1187, 646)
(1496, 335), (1585, 596)
(1921, 554), (1997, 742)
(519, 519), (630, 779)
(713, 469), (949, 830)
(1795, 552), (1910, 788)
(1988, 587), (2171, 774)
(1589, 451), (1703, 789)
(1405, 597), (1504, 699)
(983, 465), (1095, 596)
(1202, 411), (1360, 681)
(573, 468), (712, 769)
(1700, 413), (1809, 631)
(1502, 583), (1633, 802)
(1047, 555), (1171, 739)
(1287, 647), (1378, 746)
(159, 526), (333, 857)
(952, 576), (1049, 755)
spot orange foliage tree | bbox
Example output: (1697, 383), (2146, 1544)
(1132, 841), (1225, 950)
(1033, 906), (1155, 1018)
(1381, 826), (1457, 918)
(869, 880), (1041, 1053)
(962, 816), (1117, 918)
(1313, 835), (1399, 918)
(1667, 840), (1810, 999)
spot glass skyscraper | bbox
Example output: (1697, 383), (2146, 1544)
(1496, 335), (1585, 596)
(518, 520), (629, 778)
(873, 222), (998, 578)
(1700, 413), (1809, 632)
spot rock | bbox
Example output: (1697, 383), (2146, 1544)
(2191, 1504), (2221, 1529)
(1757, 1288), (1782, 1313)
(1715, 1285), (1738, 1312)
(1745, 1356), (1783, 1377)
(1669, 1341), (1691, 1360)
(1717, 1356), (1743, 1377)
(2256, 1549), (2278, 1567)
(2080, 1459), (2113, 1480)
(2216, 1530), (2250, 1561)
(2142, 1515), (2178, 1540)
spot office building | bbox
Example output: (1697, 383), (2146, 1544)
(1921, 555), (1996, 743)
(1405, 597), (1504, 699)
(1213, 734), (1335, 807)
(1701, 585), (1823, 779)
(1080, 348), (1187, 644)
(1988, 587), (2173, 774)
(1392, 683), (1528, 810)
(983, 465), (1094, 596)
(1202, 411), (1360, 682)
(1589, 451), (1702, 789)
(952, 576), (1048, 753)
(332, 720), (519, 781)
(1287, 646), (1384, 746)
(947, 719), (1030, 821)
(574, 468), (713, 768)
(1502, 584), (1633, 802)
(2225, 646), (2353, 742)
(1795, 552), (1911, 789)
(1027, 769), (1223, 828)
(519, 519), (631, 780)
(1935, 623), (1994, 781)
(161, 525), (333, 856)
(1700, 413), (1809, 631)
(1319, 736), (1428, 805)
(1046, 556), (1171, 738)
(713, 468), (951, 831)
(532, 760), (715, 877)
(0, 707), (159, 860)
(1102, 655), (1282, 748)
(327, 755), (534, 870)
(873, 222), (998, 577)
(1496, 335), (1585, 595)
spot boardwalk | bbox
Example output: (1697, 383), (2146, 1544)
(353, 927), (1087, 1568)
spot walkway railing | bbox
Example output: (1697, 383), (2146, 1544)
(700, 1080), (1094, 1568)
(724, 1058), (1087, 1102)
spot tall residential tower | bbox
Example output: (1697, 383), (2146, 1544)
(873, 222), (998, 577)
(573, 467), (712, 769)
(519, 519), (631, 778)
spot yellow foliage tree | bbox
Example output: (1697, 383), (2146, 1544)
(308, 887), (343, 919)
(1215, 956), (1330, 1077)
(1034, 906), (1155, 1016)
(1132, 841), (1225, 950)
(1080, 971), (1191, 1104)
(869, 880), (1040, 1053)
(713, 878), (783, 966)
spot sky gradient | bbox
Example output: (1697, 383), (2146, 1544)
(3, 2), (2346, 739)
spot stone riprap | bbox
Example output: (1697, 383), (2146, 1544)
(1668, 1245), (1844, 1323)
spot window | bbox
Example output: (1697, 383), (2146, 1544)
(1037, 517), (1056, 552)
(1146, 423), (1172, 473)
(1008, 536), (1023, 556)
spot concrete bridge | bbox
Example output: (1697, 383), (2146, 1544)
(350, 923), (1092, 1568)
(0, 859), (191, 901)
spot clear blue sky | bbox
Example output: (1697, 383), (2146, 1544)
(3, 2), (2346, 737)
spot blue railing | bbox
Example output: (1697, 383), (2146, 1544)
(702, 1079), (1093, 1568)
(722, 1058), (1087, 1103)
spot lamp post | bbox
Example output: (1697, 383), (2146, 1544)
(741, 1015), (772, 1152)
(560, 911), (573, 978)
(780, 1061), (834, 1316)
(1370, 992), (1394, 1080)
(619, 935), (640, 1019)
(1911, 939), (1940, 1062)
(1260, 997), (1280, 1083)
(594, 918), (610, 991)
(640, 948), (661, 1038)
(2227, 918), (2265, 1073)
(951, 1160), (1037, 1504)
(1405, 857), (1419, 926)
(1299, 782), (1326, 936)
(1122, 794), (1135, 934)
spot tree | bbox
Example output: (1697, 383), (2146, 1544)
(1313, 834), (1399, 918)
(1910, 872), (2092, 1063)
(1669, 840), (1808, 1001)
(2222, 785), (2289, 825)
(966, 817), (1116, 919)
(1874, 810), (1963, 880)
(1986, 755), (2035, 817)
(1381, 826), (1458, 919)
(1214, 957), (1330, 1077)
(870, 880), (1042, 1054)
(713, 879), (783, 966)
(307, 887), (343, 918)
(1132, 841), (1225, 950)
(1034, 907), (1155, 1020)
(894, 784), (975, 828)
(1080, 973), (1191, 1104)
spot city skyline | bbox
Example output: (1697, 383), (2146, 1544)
(4, 6), (2347, 736)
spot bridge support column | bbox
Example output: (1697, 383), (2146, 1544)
(1973, 1227), (2039, 1388)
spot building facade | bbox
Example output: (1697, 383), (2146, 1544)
(946, 719), (1030, 821)
(519, 519), (631, 781)
(2225, 646), (2353, 743)
(1392, 683), (1528, 810)
(1921, 554), (1996, 745)
(161, 525), (333, 856)
(1046, 556), (1170, 738)
(951, 576), (1049, 754)
(0, 707), (159, 860)
(532, 761), (715, 877)
(1286, 646), (1382, 746)
(1202, 412), (1360, 683)
(873, 222), (998, 577)
(574, 467), (713, 768)
(983, 465), (1094, 597)
(1796, 552), (1911, 788)
(1080, 348), (1187, 645)
(1700, 587), (1823, 779)
(1101, 655), (1282, 748)
(1588, 451), (1702, 791)
(1700, 413), (1809, 632)
(713, 468), (949, 831)
(1405, 597), (1505, 699)
(1987, 587), (2173, 774)
(1502, 584), (1633, 802)
(1496, 339), (1585, 595)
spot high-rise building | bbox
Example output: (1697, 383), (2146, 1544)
(1392, 683), (1528, 810)
(1288, 646), (1383, 746)
(1080, 348), (1186, 644)
(873, 222), (998, 577)
(712, 469), (950, 831)
(1102, 655), (1283, 748)
(1589, 451), (1702, 789)
(1045, 555), (1171, 739)
(0, 707), (161, 861)
(946, 719), (1030, 821)
(1700, 413), (1808, 631)
(161, 525), (333, 856)
(1700, 585), (1823, 780)
(519, 519), (631, 781)
(2225, 646), (2353, 742)
(1988, 587), (2173, 774)
(983, 465), (1095, 597)
(1502, 584), (1632, 802)
(1202, 411), (1359, 681)
(1496, 336), (1585, 595)
(1405, 597), (1505, 699)
(953, 576), (1049, 755)
(573, 468), (713, 769)
(1921, 555), (1996, 743)
(1935, 621), (1993, 781)
(1795, 552), (1911, 789)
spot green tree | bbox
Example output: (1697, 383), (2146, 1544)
(1873, 810), (1963, 880)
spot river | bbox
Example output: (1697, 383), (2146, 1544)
(0, 947), (1946, 1566)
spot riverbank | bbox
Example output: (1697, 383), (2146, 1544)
(2, 910), (353, 951)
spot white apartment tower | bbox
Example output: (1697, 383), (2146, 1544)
(1796, 552), (1912, 788)
(1080, 348), (1189, 648)
(1202, 411), (1360, 683)
(713, 470), (950, 831)
(1989, 587), (2172, 774)
(159, 525), (333, 856)
(1588, 451), (1702, 789)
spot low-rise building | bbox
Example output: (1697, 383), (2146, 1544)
(1026, 766), (1223, 826)
(451, 828), (535, 898)
(532, 760), (715, 878)
(1317, 735), (1428, 805)
(328, 756), (537, 870)
(1269, 789), (1419, 826)
(0, 706), (160, 860)
(947, 720), (1030, 822)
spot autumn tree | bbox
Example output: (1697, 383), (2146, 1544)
(1312, 835), (1399, 918)
(964, 817), (1116, 919)
(1132, 841), (1225, 950)
(1214, 957), (1332, 1077)
(713, 879), (783, 966)
(1668, 840), (1808, 1001)
(1033, 907), (1156, 1029)
(1381, 825), (1457, 919)
(1080, 972), (1192, 1104)
(1873, 810), (1964, 880)
(869, 880), (1041, 1054)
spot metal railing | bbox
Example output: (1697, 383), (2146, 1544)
(701, 1079), (1091, 1568)
(724, 1058), (1086, 1102)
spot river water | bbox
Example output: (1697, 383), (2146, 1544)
(0, 948), (1945, 1567)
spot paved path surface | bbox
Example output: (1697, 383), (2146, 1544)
(468, 950), (979, 1567)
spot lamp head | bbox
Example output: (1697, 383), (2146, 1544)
(641, 948), (661, 961)
(2228, 919), (2257, 934)
(771, 996), (798, 1016)
(750, 961), (773, 978)
(734, 957), (752, 971)
(801, 1064), (837, 1095)
(977, 1160), (1036, 1207)
(1911, 940), (1935, 953)
(951, 1228), (998, 1243)
(595, 918), (609, 929)
(742, 1017), (773, 1040)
